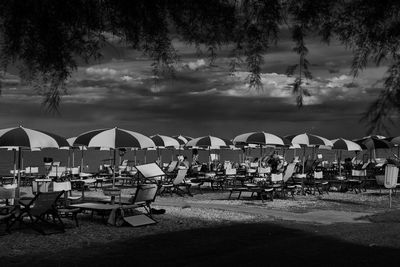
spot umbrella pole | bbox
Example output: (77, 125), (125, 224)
(81, 149), (84, 171)
(144, 150), (147, 164)
(113, 148), (117, 188)
(302, 147), (306, 174)
(67, 149), (70, 169)
(13, 149), (17, 179)
(134, 149), (137, 165)
(72, 150), (75, 168)
(16, 147), (22, 201)
(339, 150), (342, 177)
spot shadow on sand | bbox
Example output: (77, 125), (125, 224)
(1, 221), (400, 266)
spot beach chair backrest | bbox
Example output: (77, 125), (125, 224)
(0, 186), (16, 200)
(48, 166), (66, 178)
(224, 161), (232, 170)
(167, 161), (178, 172)
(50, 181), (71, 192)
(283, 163), (296, 182)
(32, 180), (51, 194)
(250, 162), (259, 168)
(361, 162), (369, 169)
(384, 164), (399, 188)
(173, 169), (188, 185)
(71, 167), (80, 175)
(135, 163), (166, 179)
(30, 167), (39, 174)
(132, 184), (158, 204)
(28, 191), (64, 217)
(271, 173), (283, 183)
(314, 171), (323, 179)
(352, 169), (366, 177)
(225, 168), (237, 176)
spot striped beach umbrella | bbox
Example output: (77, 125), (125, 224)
(186, 136), (232, 162)
(233, 132), (285, 146)
(0, 126), (68, 199)
(74, 127), (155, 149)
(332, 138), (362, 151)
(285, 133), (332, 174)
(332, 138), (362, 176)
(74, 127), (155, 188)
(354, 135), (392, 162)
(354, 135), (392, 150)
(233, 132), (285, 160)
(150, 134), (180, 164)
(0, 126), (69, 149)
(285, 133), (333, 147)
(151, 134), (180, 148)
(172, 135), (193, 146)
(185, 136), (232, 148)
(386, 136), (400, 157)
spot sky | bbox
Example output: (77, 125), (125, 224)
(0, 33), (399, 140)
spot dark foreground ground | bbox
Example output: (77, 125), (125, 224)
(2, 215), (400, 267)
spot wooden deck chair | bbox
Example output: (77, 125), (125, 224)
(159, 169), (192, 196)
(10, 191), (65, 234)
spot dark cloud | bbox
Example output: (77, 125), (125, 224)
(0, 35), (397, 140)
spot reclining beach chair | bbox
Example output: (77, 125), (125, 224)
(0, 186), (16, 234)
(159, 169), (192, 196)
(281, 163), (298, 198)
(128, 183), (159, 215)
(165, 161), (178, 174)
(10, 191), (65, 234)
(135, 162), (166, 185)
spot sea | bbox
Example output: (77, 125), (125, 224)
(0, 147), (396, 176)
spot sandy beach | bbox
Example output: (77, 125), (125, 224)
(2, 186), (400, 266)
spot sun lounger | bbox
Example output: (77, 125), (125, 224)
(135, 163), (166, 184)
(10, 191), (65, 234)
(159, 169), (192, 196)
(70, 184), (158, 226)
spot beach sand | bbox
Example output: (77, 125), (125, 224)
(1, 186), (400, 266)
